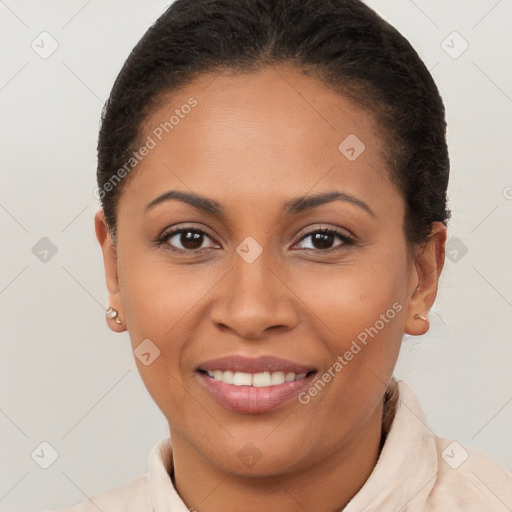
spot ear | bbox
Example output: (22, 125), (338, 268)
(404, 222), (447, 336)
(94, 209), (126, 333)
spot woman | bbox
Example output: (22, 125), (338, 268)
(56, 0), (512, 510)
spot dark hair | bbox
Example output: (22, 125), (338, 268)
(97, 0), (450, 246)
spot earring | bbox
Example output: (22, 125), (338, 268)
(414, 313), (428, 322)
(106, 307), (122, 325)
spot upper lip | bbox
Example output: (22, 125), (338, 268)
(197, 355), (317, 374)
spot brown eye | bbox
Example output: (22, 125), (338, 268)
(295, 228), (354, 251)
(160, 228), (217, 251)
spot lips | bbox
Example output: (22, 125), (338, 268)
(197, 355), (316, 374)
(195, 355), (317, 413)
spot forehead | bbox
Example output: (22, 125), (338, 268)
(119, 65), (401, 220)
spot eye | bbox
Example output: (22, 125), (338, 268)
(156, 226), (354, 253)
(294, 228), (354, 251)
(157, 227), (218, 252)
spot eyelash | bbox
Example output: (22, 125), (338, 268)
(155, 226), (355, 254)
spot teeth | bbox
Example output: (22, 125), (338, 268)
(222, 370), (234, 384)
(270, 371), (285, 385)
(205, 370), (309, 386)
(252, 371), (271, 387)
(233, 371), (252, 386)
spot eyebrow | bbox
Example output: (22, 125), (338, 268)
(145, 189), (375, 217)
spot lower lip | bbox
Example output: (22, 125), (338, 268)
(196, 371), (316, 413)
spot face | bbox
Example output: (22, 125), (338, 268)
(96, 65), (443, 477)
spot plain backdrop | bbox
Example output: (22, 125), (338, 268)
(0, 1), (511, 510)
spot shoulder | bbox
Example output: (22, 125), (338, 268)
(49, 474), (151, 512)
(382, 381), (512, 511)
(427, 436), (512, 511)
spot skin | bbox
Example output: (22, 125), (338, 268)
(95, 65), (446, 512)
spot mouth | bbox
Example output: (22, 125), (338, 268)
(195, 355), (317, 413)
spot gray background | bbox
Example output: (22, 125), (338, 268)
(0, 1), (511, 510)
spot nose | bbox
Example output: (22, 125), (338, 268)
(209, 250), (299, 340)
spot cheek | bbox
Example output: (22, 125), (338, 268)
(118, 247), (210, 336)
(293, 247), (409, 403)
(292, 257), (407, 422)
(117, 261), (197, 419)
(117, 255), (224, 411)
(297, 248), (408, 338)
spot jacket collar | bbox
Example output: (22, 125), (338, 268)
(343, 380), (438, 511)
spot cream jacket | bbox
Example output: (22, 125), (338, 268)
(52, 381), (512, 511)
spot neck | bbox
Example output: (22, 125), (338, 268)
(170, 396), (390, 512)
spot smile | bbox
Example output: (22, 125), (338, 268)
(201, 369), (313, 387)
(195, 355), (318, 413)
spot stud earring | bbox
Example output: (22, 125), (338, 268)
(106, 307), (122, 325)
(414, 313), (428, 322)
